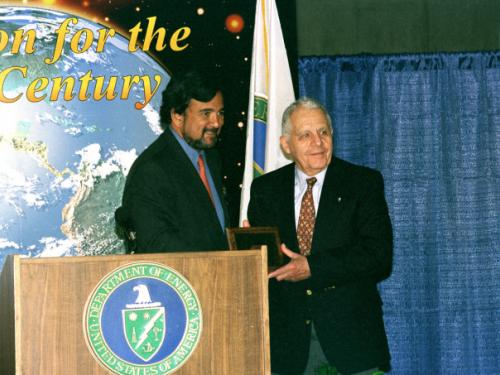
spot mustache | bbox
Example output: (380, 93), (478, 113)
(202, 128), (219, 135)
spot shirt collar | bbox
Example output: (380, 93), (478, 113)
(295, 166), (328, 189)
(169, 126), (203, 164)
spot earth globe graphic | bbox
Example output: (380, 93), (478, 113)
(0, 6), (169, 270)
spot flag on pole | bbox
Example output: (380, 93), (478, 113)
(239, 0), (295, 223)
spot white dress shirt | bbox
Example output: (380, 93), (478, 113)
(294, 167), (327, 228)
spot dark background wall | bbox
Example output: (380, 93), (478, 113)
(295, 0), (500, 56)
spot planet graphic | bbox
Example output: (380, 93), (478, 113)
(0, 6), (169, 269)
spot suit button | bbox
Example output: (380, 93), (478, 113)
(305, 319), (311, 325)
(306, 289), (313, 296)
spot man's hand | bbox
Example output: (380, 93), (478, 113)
(268, 244), (311, 282)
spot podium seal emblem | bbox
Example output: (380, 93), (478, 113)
(83, 262), (202, 375)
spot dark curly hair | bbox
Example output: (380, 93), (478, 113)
(159, 69), (223, 130)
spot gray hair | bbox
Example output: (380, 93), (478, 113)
(281, 97), (333, 137)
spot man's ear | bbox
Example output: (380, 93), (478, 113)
(280, 135), (291, 155)
(170, 109), (184, 129)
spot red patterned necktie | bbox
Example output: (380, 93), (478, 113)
(297, 177), (317, 256)
(197, 154), (214, 203)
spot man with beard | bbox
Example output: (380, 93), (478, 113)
(115, 70), (229, 253)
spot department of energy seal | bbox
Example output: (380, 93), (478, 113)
(83, 262), (203, 375)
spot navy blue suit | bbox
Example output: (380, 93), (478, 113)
(248, 157), (392, 374)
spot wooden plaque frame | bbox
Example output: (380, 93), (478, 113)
(226, 226), (283, 268)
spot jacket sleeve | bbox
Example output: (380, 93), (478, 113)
(120, 161), (194, 253)
(247, 178), (270, 227)
(247, 181), (260, 226)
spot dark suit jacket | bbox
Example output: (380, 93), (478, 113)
(116, 128), (229, 253)
(248, 157), (392, 374)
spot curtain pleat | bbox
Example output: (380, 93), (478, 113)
(299, 53), (500, 374)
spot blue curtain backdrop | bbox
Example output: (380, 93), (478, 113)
(298, 53), (499, 374)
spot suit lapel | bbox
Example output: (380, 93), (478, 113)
(161, 130), (223, 230)
(276, 165), (299, 250)
(162, 130), (202, 187)
(205, 150), (230, 225)
(312, 159), (345, 250)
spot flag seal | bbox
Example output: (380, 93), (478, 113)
(83, 262), (202, 375)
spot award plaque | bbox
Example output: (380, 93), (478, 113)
(226, 227), (283, 269)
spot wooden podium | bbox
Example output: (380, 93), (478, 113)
(0, 249), (270, 374)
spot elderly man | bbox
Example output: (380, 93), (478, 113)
(115, 69), (229, 253)
(247, 97), (392, 375)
